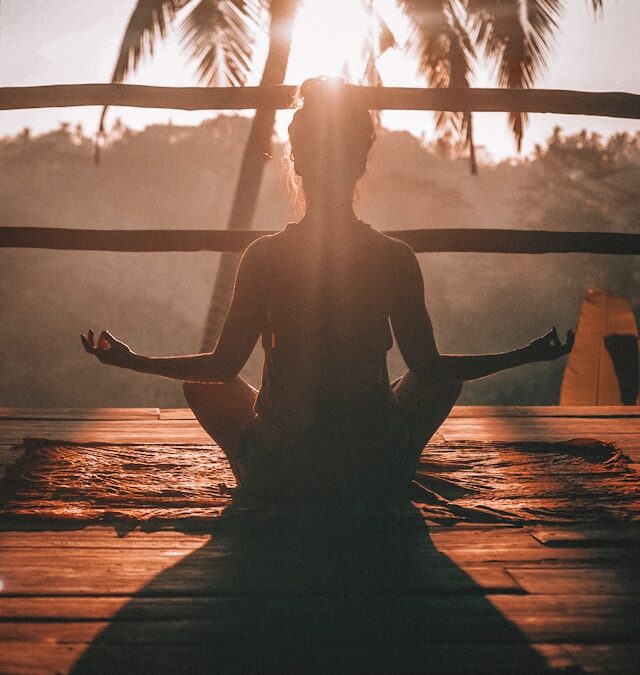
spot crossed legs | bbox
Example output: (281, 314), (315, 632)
(392, 371), (463, 449)
(182, 377), (257, 481)
(183, 372), (462, 487)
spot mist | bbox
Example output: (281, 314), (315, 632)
(2, 118), (639, 407)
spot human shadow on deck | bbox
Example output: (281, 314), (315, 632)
(70, 510), (562, 675)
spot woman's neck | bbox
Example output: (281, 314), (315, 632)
(301, 188), (358, 227)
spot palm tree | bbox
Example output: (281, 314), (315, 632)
(97, 0), (299, 349)
(103, 0), (605, 350)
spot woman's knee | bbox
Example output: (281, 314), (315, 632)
(397, 371), (462, 397)
(182, 378), (258, 416)
(394, 371), (462, 413)
(182, 380), (204, 400)
(182, 380), (225, 407)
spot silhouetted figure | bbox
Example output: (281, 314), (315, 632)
(82, 77), (573, 506)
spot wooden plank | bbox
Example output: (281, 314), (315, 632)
(5, 543), (636, 567)
(1, 416), (637, 446)
(2, 593), (637, 622)
(0, 526), (529, 550)
(3, 406), (636, 422)
(0, 642), (577, 675)
(432, 529), (549, 548)
(1, 410), (638, 445)
(0, 615), (632, 647)
(5, 226), (640, 255)
(438, 418), (640, 444)
(0, 643), (86, 675)
(159, 409), (196, 420)
(561, 644), (640, 673)
(0, 419), (213, 444)
(436, 547), (640, 566)
(506, 567), (640, 595)
(0, 550), (520, 595)
(449, 406), (640, 418)
(2, 83), (638, 118)
(1, 611), (616, 646)
(163, 405), (640, 420)
(528, 526), (640, 547)
(439, 418), (640, 433)
(0, 529), (210, 549)
(0, 408), (159, 421)
(488, 593), (640, 617)
(4, 537), (635, 574)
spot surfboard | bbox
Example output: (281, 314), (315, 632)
(560, 289), (639, 405)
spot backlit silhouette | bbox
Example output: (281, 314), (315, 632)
(82, 77), (574, 505)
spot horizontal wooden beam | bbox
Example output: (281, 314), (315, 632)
(1, 227), (639, 255)
(1, 84), (639, 118)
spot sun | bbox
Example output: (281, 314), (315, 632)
(286, 0), (374, 84)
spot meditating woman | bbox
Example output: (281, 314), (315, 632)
(82, 77), (573, 505)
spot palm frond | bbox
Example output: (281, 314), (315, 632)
(359, 3), (396, 80)
(112, 0), (191, 84)
(467, 0), (563, 151)
(378, 16), (397, 54)
(180, 0), (263, 87)
(359, 2), (397, 126)
(97, 0), (190, 151)
(399, 0), (477, 172)
(398, 0), (453, 86)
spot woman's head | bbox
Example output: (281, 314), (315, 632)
(288, 77), (375, 204)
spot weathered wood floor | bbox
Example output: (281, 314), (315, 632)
(1, 406), (639, 674)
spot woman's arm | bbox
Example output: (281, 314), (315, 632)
(81, 239), (266, 383)
(81, 329), (241, 382)
(389, 242), (574, 384)
(437, 328), (574, 381)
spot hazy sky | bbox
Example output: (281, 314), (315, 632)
(1, 0), (639, 159)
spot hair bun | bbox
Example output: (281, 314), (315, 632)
(288, 76), (375, 183)
(298, 77), (360, 112)
(299, 76), (346, 104)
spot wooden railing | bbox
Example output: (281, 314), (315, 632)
(1, 227), (639, 255)
(1, 84), (638, 256)
(2, 84), (639, 118)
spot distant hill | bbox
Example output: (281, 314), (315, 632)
(2, 118), (639, 406)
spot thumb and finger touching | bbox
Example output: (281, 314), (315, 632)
(98, 330), (112, 350)
(80, 329), (117, 354)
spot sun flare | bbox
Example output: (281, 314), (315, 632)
(287, 0), (375, 84)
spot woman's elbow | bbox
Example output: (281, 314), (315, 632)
(206, 356), (241, 383)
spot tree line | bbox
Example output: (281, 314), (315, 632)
(1, 117), (638, 406)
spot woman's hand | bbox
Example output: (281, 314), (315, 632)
(81, 329), (135, 369)
(526, 327), (575, 362)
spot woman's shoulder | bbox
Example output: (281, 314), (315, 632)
(358, 222), (416, 260)
(243, 225), (292, 255)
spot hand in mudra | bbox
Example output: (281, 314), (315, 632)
(527, 327), (575, 362)
(81, 329), (134, 368)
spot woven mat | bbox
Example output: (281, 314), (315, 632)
(1, 437), (639, 526)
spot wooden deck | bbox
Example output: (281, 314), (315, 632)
(1, 406), (639, 674)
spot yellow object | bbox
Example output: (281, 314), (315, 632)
(560, 289), (639, 405)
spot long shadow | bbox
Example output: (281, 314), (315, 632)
(69, 509), (562, 675)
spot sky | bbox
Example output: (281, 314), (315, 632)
(0, 0), (639, 160)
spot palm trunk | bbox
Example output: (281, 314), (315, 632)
(200, 0), (297, 350)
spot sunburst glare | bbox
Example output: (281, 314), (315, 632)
(287, 0), (374, 83)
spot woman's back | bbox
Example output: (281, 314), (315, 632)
(254, 218), (406, 432)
